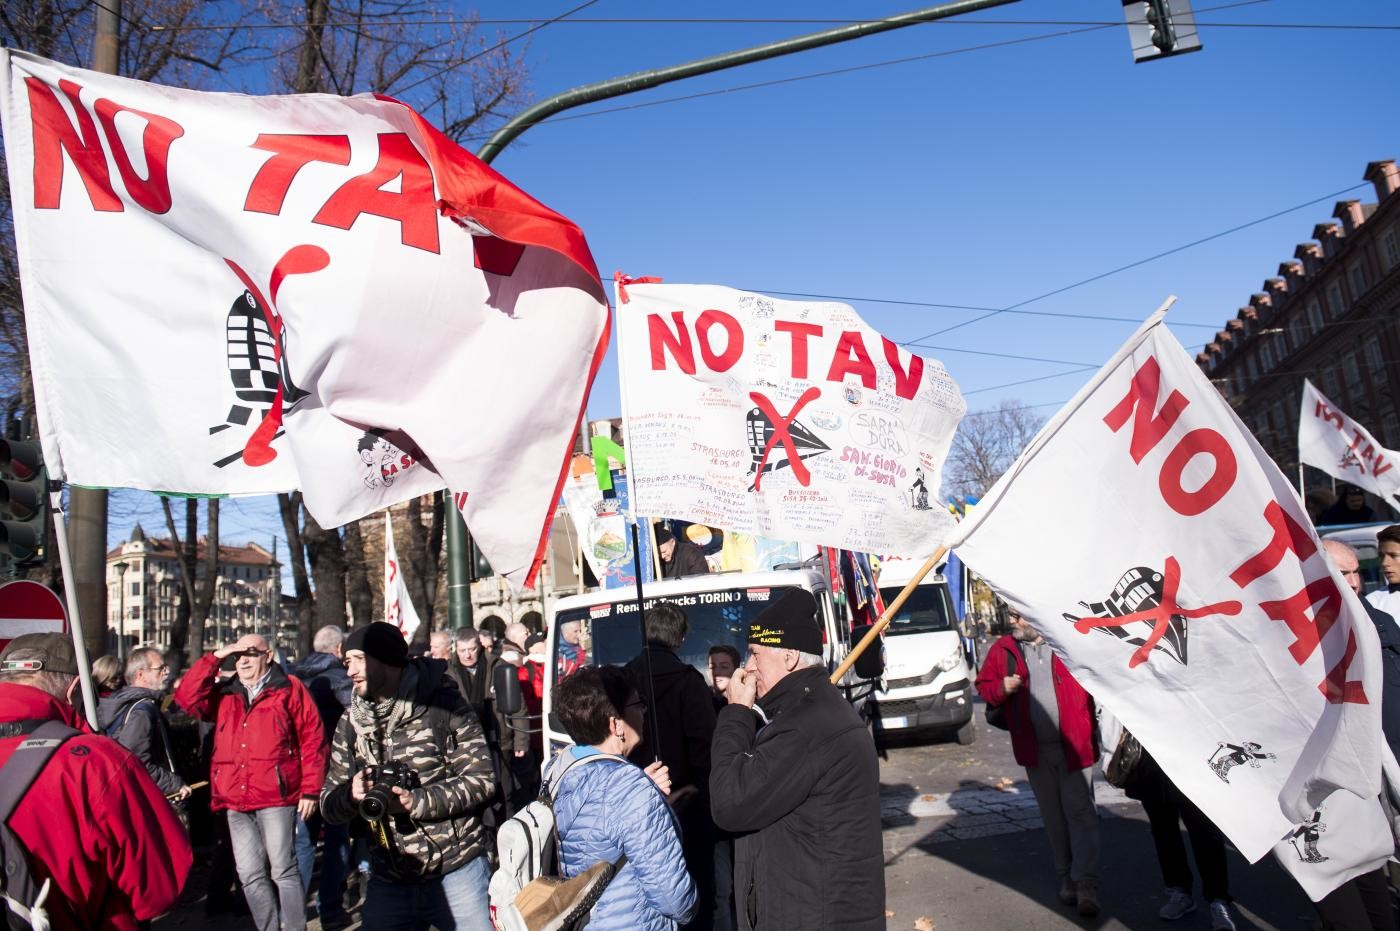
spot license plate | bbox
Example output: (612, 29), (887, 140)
(882, 715), (909, 728)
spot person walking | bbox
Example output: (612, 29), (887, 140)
(175, 634), (327, 931)
(710, 589), (885, 930)
(976, 605), (1101, 916)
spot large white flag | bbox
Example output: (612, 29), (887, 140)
(0, 50), (609, 588)
(384, 512), (422, 643)
(1299, 379), (1400, 511)
(945, 306), (1385, 898)
(615, 281), (965, 556)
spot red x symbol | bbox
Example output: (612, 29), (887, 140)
(1073, 557), (1241, 668)
(749, 387), (822, 492)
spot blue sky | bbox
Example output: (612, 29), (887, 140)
(106, 0), (1398, 557)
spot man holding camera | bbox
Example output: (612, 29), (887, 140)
(175, 633), (326, 931)
(320, 622), (497, 930)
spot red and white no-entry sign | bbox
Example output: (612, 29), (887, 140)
(0, 580), (68, 650)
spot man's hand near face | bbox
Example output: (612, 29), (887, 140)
(727, 667), (758, 708)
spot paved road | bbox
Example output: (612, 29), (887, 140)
(878, 708), (1314, 931)
(158, 705), (1315, 930)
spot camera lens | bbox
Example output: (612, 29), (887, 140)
(359, 787), (391, 821)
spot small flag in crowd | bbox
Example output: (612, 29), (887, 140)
(1298, 379), (1400, 510)
(383, 512), (421, 643)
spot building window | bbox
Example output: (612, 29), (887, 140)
(1343, 351), (1362, 398)
(1349, 263), (1368, 298)
(1306, 300), (1324, 336)
(1383, 228), (1400, 273)
(130, 581), (140, 596)
(1366, 341), (1386, 381)
(1326, 281), (1346, 319)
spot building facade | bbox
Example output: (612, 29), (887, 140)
(1196, 159), (1400, 516)
(106, 524), (282, 652)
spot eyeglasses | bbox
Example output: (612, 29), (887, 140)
(146, 663), (169, 672)
(234, 648), (268, 658)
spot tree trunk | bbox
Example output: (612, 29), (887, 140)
(343, 518), (372, 628)
(304, 510), (347, 647)
(278, 492), (315, 657)
(192, 499), (219, 651)
(294, 0), (331, 94)
(161, 497), (198, 668)
(181, 499), (200, 664)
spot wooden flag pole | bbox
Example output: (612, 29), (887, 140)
(829, 545), (948, 685)
(49, 488), (100, 729)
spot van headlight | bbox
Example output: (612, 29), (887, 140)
(938, 648), (963, 672)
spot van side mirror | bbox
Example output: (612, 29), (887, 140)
(848, 626), (884, 679)
(493, 661), (523, 716)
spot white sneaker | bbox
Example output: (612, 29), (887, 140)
(1159, 887), (1196, 920)
(1209, 900), (1237, 931)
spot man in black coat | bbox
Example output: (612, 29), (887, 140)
(657, 525), (710, 579)
(710, 589), (884, 931)
(627, 601), (719, 931)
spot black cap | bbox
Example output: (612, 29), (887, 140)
(748, 589), (823, 655)
(344, 622), (409, 667)
(0, 633), (79, 677)
(654, 526), (674, 545)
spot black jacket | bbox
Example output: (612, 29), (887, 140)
(710, 666), (884, 931)
(1364, 601), (1400, 762)
(290, 651), (353, 742)
(663, 539), (710, 579)
(626, 645), (716, 795)
(96, 685), (186, 796)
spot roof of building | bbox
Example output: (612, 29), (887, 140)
(107, 536), (276, 567)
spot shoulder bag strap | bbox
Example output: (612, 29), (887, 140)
(0, 720), (79, 822)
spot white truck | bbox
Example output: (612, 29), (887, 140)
(867, 558), (976, 745)
(541, 567), (879, 758)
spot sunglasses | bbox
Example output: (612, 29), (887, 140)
(234, 648), (269, 658)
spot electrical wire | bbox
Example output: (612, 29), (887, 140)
(900, 181), (1374, 343)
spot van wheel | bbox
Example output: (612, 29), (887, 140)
(955, 719), (976, 746)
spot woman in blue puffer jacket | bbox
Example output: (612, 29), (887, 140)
(552, 665), (698, 931)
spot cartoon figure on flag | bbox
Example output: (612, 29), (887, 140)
(384, 512), (422, 643)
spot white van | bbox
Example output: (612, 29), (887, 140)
(869, 558), (975, 744)
(541, 567), (875, 758)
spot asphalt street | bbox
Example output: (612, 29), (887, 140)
(877, 705), (1315, 931)
(157, 703), (1317, 931)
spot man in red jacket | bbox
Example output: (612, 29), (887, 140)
(0, 633), (192, 930)
(976, 607), (1101, 917)
(176, 633), (326, 931)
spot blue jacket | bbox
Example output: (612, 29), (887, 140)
(553, 749), (697, 931)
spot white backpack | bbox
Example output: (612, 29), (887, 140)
(488, 751), (628, 931)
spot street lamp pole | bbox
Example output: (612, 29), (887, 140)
(114, 560), (129, 663)
(445, 0), (1022, 621)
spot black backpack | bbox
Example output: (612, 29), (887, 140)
(1, 720), (79, 930)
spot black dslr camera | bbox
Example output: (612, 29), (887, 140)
(359, 762), (422, 821)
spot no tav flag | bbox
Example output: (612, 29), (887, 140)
(0, 50), (609, 588)
(1298, 379), (1400, 511)
(615, 281), (965, 557)
(945, 304), (1387, 900)
(384, 512), (422, 644)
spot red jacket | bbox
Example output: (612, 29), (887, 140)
(0, 683), (193, 930)
(975, 635), (1097, 771)
(175, 653), (327, 812)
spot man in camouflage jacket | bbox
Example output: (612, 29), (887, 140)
(320, 623), (496, 930)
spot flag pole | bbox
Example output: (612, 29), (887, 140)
(830, 544), (947, 685)
(629, 522), (662, 759)
(49, 488), (99, 729)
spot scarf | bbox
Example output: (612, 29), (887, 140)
(347, 663), (420, 766)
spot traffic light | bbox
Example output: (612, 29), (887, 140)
(0, 438), (49, 575)
(1121, 0), (1202, 63)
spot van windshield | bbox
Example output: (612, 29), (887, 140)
(553, 585), (808, 679)
(877, 584), (956, 635)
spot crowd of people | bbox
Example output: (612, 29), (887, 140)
(3, 520), (1398, 930)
